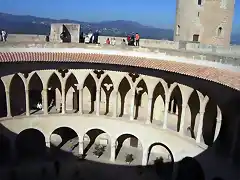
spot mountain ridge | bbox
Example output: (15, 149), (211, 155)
(0, 12), (239, 44)
(0, 12), (174, 40)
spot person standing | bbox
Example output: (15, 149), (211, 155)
(135, 33), (140, 46)
(1, 30), (7, 42)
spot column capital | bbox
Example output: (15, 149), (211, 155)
(111, 144), (116, 148)
(199, 110), (205, 114)
(182, 104), (187, 108)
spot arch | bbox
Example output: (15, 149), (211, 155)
(152, 81), (166, 124)
(168, 85), (183, 132)
(47, 73), (62, 113)
(147, 142), (174, 179)
(9, 74), (26, 116)
(198, 0), (202, 5)
(186, 90), (201, 139)
(15, 128), (46, 160)
(100, 75), (114, 115)
(217, 27), (223, 37)
(83, 128), (111, 159)
(50, 127), (79, 158)
(176, 25), (180, 35)
(83, 74), (97, 114)
(118, 76), (132, 117)
(0, 79), (7, 117)
(28, 73), (43, 114)
(134, 79), (148, 120)
(202, 99), (218, 146)
(65, 73), (78, 112)
(0, 134), (11, 164)
(115, 133), (143, 165)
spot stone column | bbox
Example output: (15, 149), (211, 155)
(61, 87), (66, 114)
(142, 148), (149, 166)
(96, 88), (100, 116)
(46, 141), (50, 152)
(25, 89), (30, 116)
(214, 117), (222, 141)
(146, 96), (153, 124)
(79, 141), (84, 155)
(163, 98), (170, 129)
(196, 111), (205, 143)
(179, 104), (187, 135)
(170, 100), (174, 114)
(130, 90), (135, 121)
(78, 88), (83, 115)
(43, 89), (48, 115)
(5, 90), (12, 117)
(110, 144), (116, 162)
(112, 90), (118, 118)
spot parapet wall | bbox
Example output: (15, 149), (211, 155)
(5, 34), (240, 57)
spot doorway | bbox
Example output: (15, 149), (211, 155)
(61, 25), (71, 43)
(192, 34), (199, 42)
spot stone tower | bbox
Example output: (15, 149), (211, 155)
(174, 0), (235, 47)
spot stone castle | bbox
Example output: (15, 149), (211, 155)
(0, 1), (239, 180)
(174, 0), (235, 47)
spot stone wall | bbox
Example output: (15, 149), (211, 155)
(4, 34), (240, 58)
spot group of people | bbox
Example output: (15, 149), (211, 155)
(105, 33), (140, 46)
(84, 30), (100, 44)
(127, 33), (140, 46)
(0, 30), (7, 42)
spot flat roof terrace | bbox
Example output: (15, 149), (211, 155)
(0, 42), (240, 69)
(1, 43), (240, 91)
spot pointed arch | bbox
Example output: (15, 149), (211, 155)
(100, 75), (114, 115)
(9, 74), (26, 116)
(152, 81), (166, 124)
(187, 90), (201, 139)
(168, 84), (183, 132)
(28, 73), (43, 114)
(134, 79), (148, 120)
(83, 73), (97, 114)
(118, 76), (132, 117)
(47, 73), (62, 113)
(65, 73), (78, 112)
(202, 99), (218, 146)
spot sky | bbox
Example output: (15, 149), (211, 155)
(0, 0), (239, 32)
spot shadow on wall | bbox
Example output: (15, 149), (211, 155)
(0, 123), (208, 180)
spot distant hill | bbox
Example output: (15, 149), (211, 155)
(0, 12), (174, 40)
(0, 12), (239, 44)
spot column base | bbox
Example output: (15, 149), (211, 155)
(7, 114), (12, 118)
(145, 120), (151, 124)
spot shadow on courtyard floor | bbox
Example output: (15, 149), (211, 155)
(0, 123), (239, 180)
(0, 123), (210, 180)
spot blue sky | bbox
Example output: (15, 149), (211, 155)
(0, 0), (239, 32)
